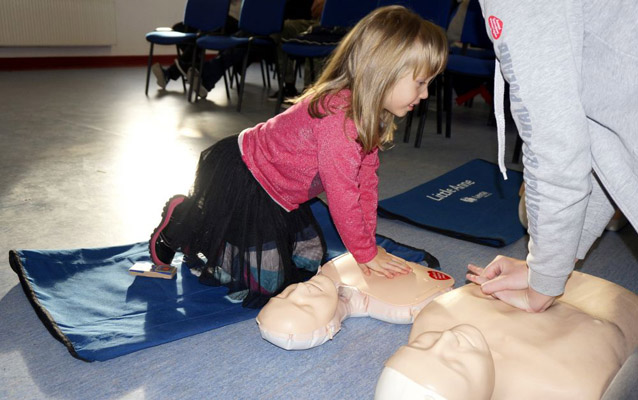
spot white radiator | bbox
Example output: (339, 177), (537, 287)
(0, 0), (116, 46)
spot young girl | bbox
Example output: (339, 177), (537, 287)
(149, 6), (448, 308)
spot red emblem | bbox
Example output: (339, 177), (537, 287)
(488, 16), (503, 39)
(428, 271), (451, 280)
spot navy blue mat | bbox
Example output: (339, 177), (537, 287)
(9, 199), (436, 361)
(378, 159), (526, 247)
(308, 199), (439, 268)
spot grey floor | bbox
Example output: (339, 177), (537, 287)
(1, 65), (636, 400)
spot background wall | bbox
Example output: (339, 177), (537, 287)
(0, 0), (184, 58)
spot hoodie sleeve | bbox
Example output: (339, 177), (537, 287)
(479, 0), (591, 296)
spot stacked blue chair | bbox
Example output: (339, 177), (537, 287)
(144, 0), (231, 96)
(191, 0), (287, 112)
(442, 0), (495, 138)
(275, 0), (378, 113)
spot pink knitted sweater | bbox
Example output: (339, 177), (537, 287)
(239, 90), (379, 263)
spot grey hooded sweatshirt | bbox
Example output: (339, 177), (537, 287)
(478, 0), (638, 296)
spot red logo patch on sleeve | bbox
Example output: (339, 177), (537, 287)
(488, 16), (503, 39)
(428, 271), (452, 280)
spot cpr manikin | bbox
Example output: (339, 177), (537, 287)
(256, 252), (454, 350)
(375, 272), (638, 400)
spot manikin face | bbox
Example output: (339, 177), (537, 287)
(257, 275), (338, 334)
(381, 324), (495, 400)
(383, 72), (431, 117)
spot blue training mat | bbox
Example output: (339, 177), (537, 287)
(9, 199), (436, 362)
(378, 159), (526, 247)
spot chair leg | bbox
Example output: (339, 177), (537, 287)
(145, 43), (154, 96)
(187, 66), (196, 103)
(188, 48), (205, 103)
(403, 110), (414, 143)
(176, 44), (186, 92)
(236, 41), (252, 112)
(273, 52), (283, 115)
(222, 70), (231, 100)
(415, 98), (429, 148)
(231, 51), (241, 92)
(275, 53), (287, 114)
(265, 60), (272, 89)
(260, 60), (267, 88)
(187, 46), (200, 102)
(195, 49), (206, 103)
(445, 72), (453, 138)
(416, 80), (436, 147)
(436, 75), (443, 134)
(228, 50), (237, 90)
(309, 58), (316, 82)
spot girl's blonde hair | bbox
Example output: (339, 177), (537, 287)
(297, 5), (448, 153)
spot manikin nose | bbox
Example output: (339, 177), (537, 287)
(435, 330), (460, 348)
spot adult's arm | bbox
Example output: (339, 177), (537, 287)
(479, 0), (591, 297)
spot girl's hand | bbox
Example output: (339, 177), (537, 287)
(358, 247), (412, 278)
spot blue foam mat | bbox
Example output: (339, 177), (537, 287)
(378, 159), (526, 247)
(9, 199), (436, 361)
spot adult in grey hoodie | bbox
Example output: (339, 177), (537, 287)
(467, 0), (638, 312)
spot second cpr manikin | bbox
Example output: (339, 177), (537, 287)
(256, 252), (454, 350)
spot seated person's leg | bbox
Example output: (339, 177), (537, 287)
(151, 22), (197, 88)
(196, 47), (246, 96)
(272, 19), (316, 98)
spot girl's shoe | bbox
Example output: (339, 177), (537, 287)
(149, 195), (187, 266)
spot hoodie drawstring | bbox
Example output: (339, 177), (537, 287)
(493, 59), (508, 180)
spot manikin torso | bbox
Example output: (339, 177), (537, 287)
(256, 252), (454, 350)
(376, 272), (638, 400)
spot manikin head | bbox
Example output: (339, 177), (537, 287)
(375, 324), (495, 400)
(257, 274), (338, 335)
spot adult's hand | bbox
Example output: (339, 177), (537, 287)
(467, 255), (555, 313)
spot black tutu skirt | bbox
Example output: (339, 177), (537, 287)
(172, 135), (326, 308)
